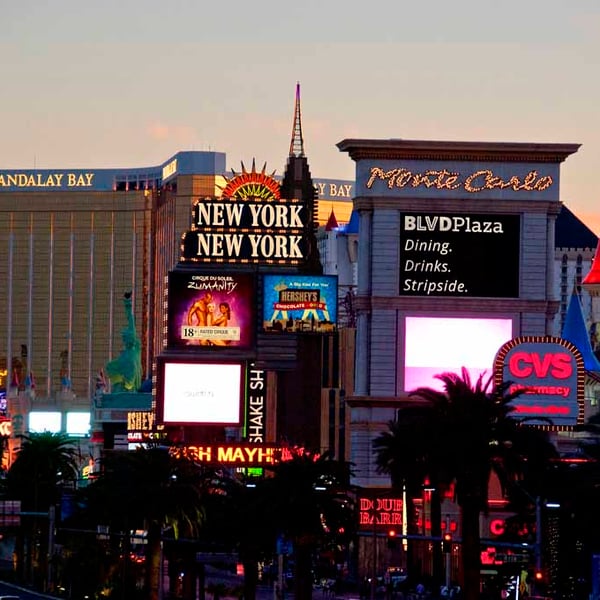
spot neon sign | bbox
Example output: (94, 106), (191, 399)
(358, 497), (403, 530)
(220, 165), (280, 200)
(169, 444), (317, 466)
(246, 368), (266, 443)
(366, 167), (553, 193)
(494, 336), (585, 429)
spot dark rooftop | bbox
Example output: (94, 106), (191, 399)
(555, 205), (598, 249)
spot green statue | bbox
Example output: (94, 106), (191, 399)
(105, 292), (143, 393)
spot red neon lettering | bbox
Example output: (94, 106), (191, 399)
(509, 351), (573, 379)
(530, 353), (555, 377)
(489, 519), (505, 536)
(509, 351), (533, 377)
(513, 405), (570, 415)
(550, 353), (572, 379)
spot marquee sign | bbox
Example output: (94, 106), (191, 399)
(366, 167), (553, 194)
(494, 336), (585, 429)
(179, 165), (309, 265)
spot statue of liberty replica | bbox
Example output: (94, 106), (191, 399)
(105, 292), (143, 393)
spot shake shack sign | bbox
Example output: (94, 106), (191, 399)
(180, 169), (309, 266)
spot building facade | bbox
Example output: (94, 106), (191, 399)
(336, 138), (584, 487)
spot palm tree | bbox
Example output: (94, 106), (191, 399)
(263, 448), (355, 600)
(81, 446), (210, 600)
(211, 474), (279, 600)
(375, 369), (557, 600)
(5, 432), (80, 587)
(373, 404), (445, 586)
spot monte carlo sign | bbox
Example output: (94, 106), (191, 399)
(180, 166), (309, 266)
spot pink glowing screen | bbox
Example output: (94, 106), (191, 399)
(403, 316), (513, 392)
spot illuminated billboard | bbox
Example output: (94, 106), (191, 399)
(494, 336), (585, 428)
(66, 412), (91, 436)
(167, 271), (254, 349)
(246, 367), (266, 443)
(403, 316), (513, 392)
(400, 213), (520, 297)
(179, 167), (309, 266)
(29, 411), (62, 433)
(262, 274), (338, 333)
(156, 359), (244, 426)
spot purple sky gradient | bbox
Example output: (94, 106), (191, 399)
(2, 0), (599, 233)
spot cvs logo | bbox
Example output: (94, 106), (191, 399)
(508, 351), (572, 379)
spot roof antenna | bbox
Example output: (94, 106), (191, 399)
(289, 81), (305, 158)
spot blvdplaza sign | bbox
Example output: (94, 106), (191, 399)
(180, 166), (309, 266)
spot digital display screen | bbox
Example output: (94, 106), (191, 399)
(167, 271), (254, 349)
(262, 274), (338, 333)
(400, 213), (520, 298)
(157, 360), (243, 426)
(403, 316), (514, 392)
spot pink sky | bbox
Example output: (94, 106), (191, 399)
(1, 1), (598, 235)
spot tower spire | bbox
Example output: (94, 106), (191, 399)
(289, 82), (305, 158)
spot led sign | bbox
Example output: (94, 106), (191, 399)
(246, 368), (266, 443)
(494, 336), (585, 428)
(171, 444), (276, 465)
(400, 213), (520, 297)
(169, 444), (317, 466)
(127, 411), (156, 431)
(403, 316), (513, 392)
(262, 274), (338, 333)
(167, 271), (254, 349)
(156, 360), (244, 426)
(127, 411), (168, 443)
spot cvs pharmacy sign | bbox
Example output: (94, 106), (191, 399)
(494, 336), (584, 429)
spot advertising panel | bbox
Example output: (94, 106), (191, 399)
(156, 359), (244, 426)
(400, 213), (520, 298)
(494, 336), (585, 428)
(403, 316), (514, 393)
(262, 274), (338, 333)
(167, 270), (254, 349)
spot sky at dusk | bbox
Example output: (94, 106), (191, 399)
(3, 1), (599, 234)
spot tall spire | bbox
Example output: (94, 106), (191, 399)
(289, 82), (305, 158)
